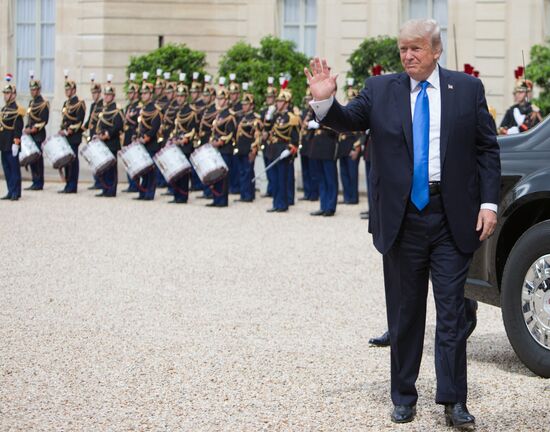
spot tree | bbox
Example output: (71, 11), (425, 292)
(526, 42), (550, 116)
(126, 43), (207, 84)
(218, 36), (310, 107)
(347, 36), (403, 87)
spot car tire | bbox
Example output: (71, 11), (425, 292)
(501, 220), (550, 378)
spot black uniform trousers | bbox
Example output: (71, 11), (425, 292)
(383, 192), (472, 407)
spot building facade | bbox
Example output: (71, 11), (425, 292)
(1, 0), (549, 132)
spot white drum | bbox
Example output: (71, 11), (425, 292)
(153, 144), (192, 184)
(190, 143), (228, 185)
(119, 141), (154, 179)
(19, 134), (41, 166)
(42, 135), (75, 169)
(80, 138), (116, 175)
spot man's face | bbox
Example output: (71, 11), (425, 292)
(230, 92), (239, 103)
(165, 90), (174, 100)
(266, 95), (275, 106)
(514, 89), (527, 105)
(3, 92), (12, 103)
(65, 87), (74, 98)
(190, 90), (199, 101)
(154, 87), (163, 97)
(30, 88), (40, 98)
(127, 90), (135, 100)
(91, 90), (100, 102)
(241, 101), (251, 113)
(141, 91), (151, 103)
(276, 100), (287, 112)
(399, 36), (440, 81)
(103, 93), (114, 104)
(216, 96), (227, 110)
(176, 95), (186, 105)
(202, 93), (213, 104)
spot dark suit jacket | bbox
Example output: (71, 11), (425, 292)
(322, 67), (500, 254)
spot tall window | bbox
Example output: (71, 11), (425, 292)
(16, 0), (56, 94)
(281, 0), (317, 57)
(545, 0), (550, 39)
(406, 0), (448, 66)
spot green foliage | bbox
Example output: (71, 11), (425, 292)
(126, 44), (207, 85)
(218, 36), (310, 107)
(347, 36), (403, 87)
(526, 43), (550, 116)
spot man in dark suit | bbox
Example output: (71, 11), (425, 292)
(305, 19), (500, 430)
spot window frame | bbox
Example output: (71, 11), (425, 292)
(13, 0), (55, 96)
(280, 0), (317, 57)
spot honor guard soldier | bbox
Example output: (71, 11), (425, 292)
(59, 70), (86, 194)
(499, 67), (542, 135)
(298, 84), (320, 201)
(153, 68), (169, 113)
(0, 75), (24, 200)
(95, 75), (124, 197)
(234, 83), (261, 202)
(157, 72), (178, 190)
(24, 71), (49, 191)
(265, 87), (299, 213)
(135, 78), (161, 200)
(259, 76), (277, 198)
(207, 86), (236, 208)
(228, 73), (242, 194)
(122, 72), (141, 192)
(170, 77), (197, 204)
(196, 76), (217, 199)
(308, 101), (339, 217)
(189, 72), (206, 191)
(84, 73), (103, 190)
(337, 79), (363, 205)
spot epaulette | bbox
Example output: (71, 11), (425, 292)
(288, 112), (300, 127)
(229, 108), (236, 116)
(253, 113), (261, 119)
(17, 104), (26, 117)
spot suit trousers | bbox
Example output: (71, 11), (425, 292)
(383, 193), (472, 407)
(139, 149), (157, 200)
(300, 154), (319, 200)
(100, 157), (118, 196)
(272, 157), (291, 210)
(229, 153), (240, 194)
(1, 150), (22, 198)
(339, 156), (359, 204)
(318, 159), (338, 213)
(238, 154), (255, 201)
(172, 172), (190, 203)
(287, 158), (295, 205)
(29, 144), (44, 188)
(263, 153), (274, 197)
(212, 153), (231, 206)
(64, 144), (80, 192)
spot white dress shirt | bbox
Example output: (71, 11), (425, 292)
(309, 66), (497, 212)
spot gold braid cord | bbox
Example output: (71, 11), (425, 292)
(0, 106), (21, 131)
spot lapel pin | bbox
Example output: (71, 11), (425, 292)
(448, 84), (454, 90)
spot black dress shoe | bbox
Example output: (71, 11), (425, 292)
(10, 196), (19, 201)
(234, 198), (253, 203)
(310, 210), (325, 216)
(323, 211), (335, 217)
(196, 194), (210, 199)
(122, 188), (138, 193)
(369, 331), (390, 347)
(24, 185), (37, 191)
(260, 193), (272, 198)
(391, 405), (416, 424)
(275, 208), (288, 212)
(132, 196), (143, 200)
(266, 208), (278, 212)
(95, 192), (106, 197)
(161, 191), (173, 196)
(361, 212), (369, 220)
(1, 194), (11, 200)
(88, 185), (101, 190)
(168, 199), (186, 204)
(444, 403), (475, 430)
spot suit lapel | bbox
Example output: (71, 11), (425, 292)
(439, 67), (454, 169)
(393, 73), (413, 161)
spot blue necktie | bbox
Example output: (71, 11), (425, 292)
(411, 80), (430, 211)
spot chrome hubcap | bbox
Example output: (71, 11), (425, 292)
(522, 254), (550, 350)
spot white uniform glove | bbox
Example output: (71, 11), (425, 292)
(265, 105), (276, 121)
(308, 120), (320, 130)
(507, 126), (519, 135)
(12, 144), (19, 157)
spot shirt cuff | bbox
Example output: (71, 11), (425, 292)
(480, 203), (498, 213)
(309, 95), (334, 121)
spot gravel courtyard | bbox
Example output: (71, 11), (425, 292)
(1, 180), (548, 431)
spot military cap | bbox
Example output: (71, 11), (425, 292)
(276, 89), (292, 103)
(64, 69), (77, 90)
(103, 74), (115, 95)
(29, 70), (41, 90)
(176, 83), (189, 96)
(2, 74), (16, 93)
(89, 73), (101, 93)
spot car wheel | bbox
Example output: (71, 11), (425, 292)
(501, 220), (550, 378)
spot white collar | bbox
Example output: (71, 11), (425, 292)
(410, 64), (440, 92)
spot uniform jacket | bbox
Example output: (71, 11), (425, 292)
(211, 107), (237, 155)
(266, 109), (300, 160)
(61, 95), (86, 146)
(26, 95), (49, 144)
(96, 101), (124, 154)
(138, 101), (162, 153)
(0, 101), (24, 151)
(174, 103), (198, 155)
(235, 111), (261, 155)
(123, 100), (141, 146)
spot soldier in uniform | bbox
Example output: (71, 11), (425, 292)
(235, 84), (261, 202)
(228, 73), (242, 195)
(196, 76), (217, 199)
(308, 103), (339, 217)
(0, 75), (24, 200)
(207, 87), (236, 208)
(95, 75), (124, 197)
(337, 80), (363, 205)
(499, 69), (542, 135)
(259, 77), (277, 198)
(189, 72), (206, 191)
(23, 71), (49, 191)
(158, 73), (179, 192)
(83, 73), (103, 190)
(170, 78), (198, 204)
(153, 69), (170, 114)
(122, 72), (141, 192)
(135, 79), (161, 200)
(265, 88), (299, 213)
(298, 85), (320, 201)
(59, 71), (86, 194)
